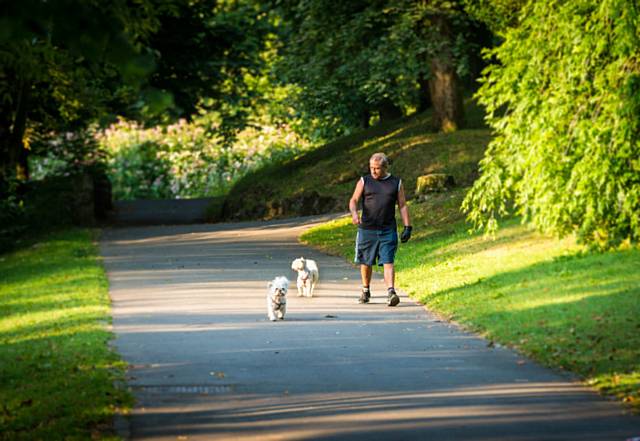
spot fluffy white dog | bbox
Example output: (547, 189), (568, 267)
(291, 257), (319, 297)
(267, 276), (289, 321)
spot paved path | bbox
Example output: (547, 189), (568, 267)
(100, 216), (640, 441)
(111, 197), (219, 225)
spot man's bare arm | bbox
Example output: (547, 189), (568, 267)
(349, 179), (364, 225)
(397, 182), (410, 227)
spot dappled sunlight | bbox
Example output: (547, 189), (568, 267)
(510, 284), (634, 312)
(397, 222), (583, 298)
(0, 304), (107, 343)
(127, 384), (632, 440)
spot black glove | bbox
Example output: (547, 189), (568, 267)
(400, 225), (412, 243)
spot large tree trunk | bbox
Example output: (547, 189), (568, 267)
(428, 57), (464, 132)
(427, 16), (464, 132)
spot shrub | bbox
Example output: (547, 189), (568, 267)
(97, 116), (312, 200)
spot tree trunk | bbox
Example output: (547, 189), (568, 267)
(427, 15), (464, 132)
(428, 57), (464, 132)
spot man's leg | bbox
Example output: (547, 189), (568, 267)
(384, 263), (399, 306)
(383, 263), (395, 289)
(359, 264), (372, 303)
(360, 264), (372, 287)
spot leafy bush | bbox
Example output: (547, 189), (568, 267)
(463, 0), (640, 248)
(97, 116), (312, 200)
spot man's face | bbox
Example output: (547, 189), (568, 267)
(369, 160), (387, 180)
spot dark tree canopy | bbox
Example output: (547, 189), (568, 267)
(147, 0), (274, 129)
(0, 0), (168, 183)
(0, 0), (276, 184)
(273, 0), (483, 135)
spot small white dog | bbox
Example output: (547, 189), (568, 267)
(291, 257), (319, 297)
(267, 276), (289, 321)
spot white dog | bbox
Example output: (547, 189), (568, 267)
(267, 276), (289, 321)
(291, 257), (319, 297)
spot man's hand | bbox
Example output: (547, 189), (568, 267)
(352, 213), (361, 225)
(400, 225), (412, 243)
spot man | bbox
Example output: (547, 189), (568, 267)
(349, 152), (412, 306)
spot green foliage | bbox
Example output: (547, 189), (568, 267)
(146, 0), (275, 132)
(0, 0), (172, 189)
(97, 114), (312, 200)
(464, 0), (640, 248)
(0, 228), (132, 439)
(274, 0), (484, 136)
(462, 0), (527, 33)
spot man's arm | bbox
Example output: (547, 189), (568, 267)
(397, 182), (410, 227)
(349, 178), (364, 225)
(398, 182), (412, 242)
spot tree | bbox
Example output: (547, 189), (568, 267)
(0, 0), (167, 184)
(463, 0), (640, 248)
(145, 0), (274, 137)
(273, 0), (481, 135)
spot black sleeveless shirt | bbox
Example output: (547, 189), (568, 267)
(360, 174), (401, 230)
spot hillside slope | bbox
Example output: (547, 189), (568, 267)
(219, 101), (489, 220)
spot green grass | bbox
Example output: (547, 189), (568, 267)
(301, 191), (640, 412)
(0, 229), (132, 440)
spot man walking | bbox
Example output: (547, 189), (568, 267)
(349, 152), (412, 306)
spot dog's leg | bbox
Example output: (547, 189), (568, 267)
(310, 281), (316, 297)
(267, 298), (277, 321)
(278, 304), (286, 320)
(297, 276), (304, 297)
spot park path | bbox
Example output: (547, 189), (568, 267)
(100, 216), (640, 441)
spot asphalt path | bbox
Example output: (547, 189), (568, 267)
(100, 216), (640, 441)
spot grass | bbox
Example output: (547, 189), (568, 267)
(0, 229), (131, 440)
(301, 190), (640, 412)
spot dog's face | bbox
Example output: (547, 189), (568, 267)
(291, 257), (305, 272)
(268, 276), (289, 301)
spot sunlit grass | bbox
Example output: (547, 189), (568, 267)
(0, 229), (132, 440)
(301, 191), (640, 412)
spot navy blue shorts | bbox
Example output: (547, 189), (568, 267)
(354, 228), (398, 266)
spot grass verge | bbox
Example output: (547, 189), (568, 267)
(301, 190), (640, 413)
(0, 229), (132, 440)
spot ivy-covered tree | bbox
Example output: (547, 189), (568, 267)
(463, 0), (640, 248)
